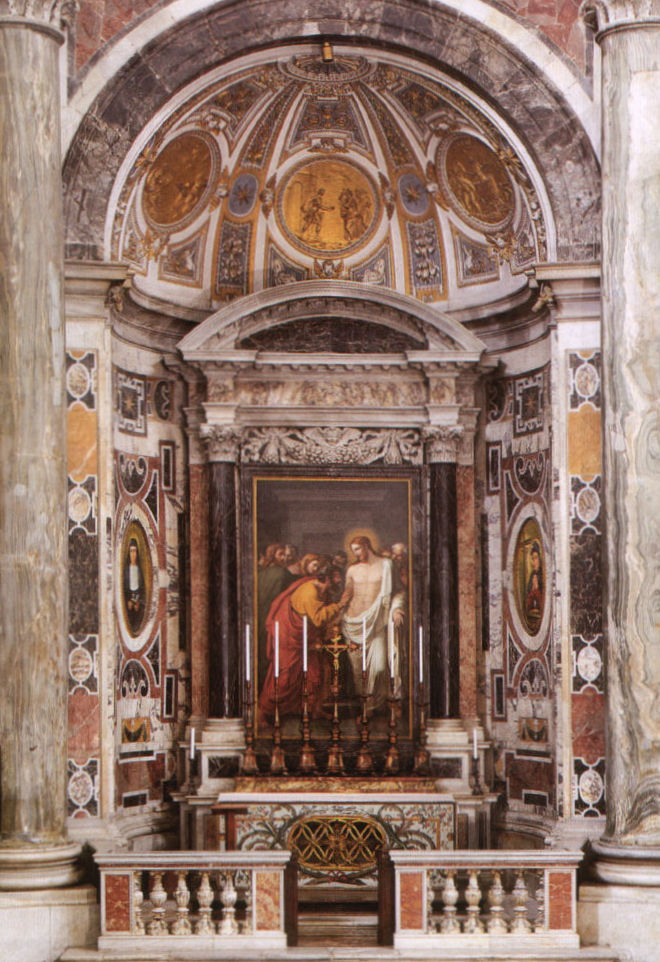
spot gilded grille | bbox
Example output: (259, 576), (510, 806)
(288, 815), (386, 872)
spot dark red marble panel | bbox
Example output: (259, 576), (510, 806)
(547, 870), (573, 930)
(104, 873), (131, 932)
(68, 687), (100, 760)
(399, 872), (424, 930)
(571, 689), (605, 763)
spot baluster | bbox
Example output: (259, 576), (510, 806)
(463, 870), (484, 933)
(235, 869), (251, 934)
(440, 870), (460, 933)
(171, 871), (192, 934)
(132, 871), (145, 934)
(218, 870), (238, 935)
(147, 871), (168, 935)
(511, 870), (532, 933)
(195, 871), (215, 935)
(486, 870), (508, 933)
(534, 869), (546, 931)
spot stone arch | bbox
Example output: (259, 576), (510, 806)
(63, 0), (600, 265)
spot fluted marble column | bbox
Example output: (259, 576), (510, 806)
(0, 5), (79, 887)
(585, 0), (660, 878)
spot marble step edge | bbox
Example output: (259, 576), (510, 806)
(60, 947), (621, 961)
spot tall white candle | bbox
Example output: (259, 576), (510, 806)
(275, 621), (280, 678)
(303, 616), (308, 672)
(418, 625), (423, 684)
(245, 624), (251, 683)
(389, 621), (394, 678)
(189, 726), (195, 760)
(362, 617), (366, 672)
(473, 728), (478, 759)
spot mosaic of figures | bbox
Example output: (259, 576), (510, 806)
(112, 368), (188, 811)
(110, 49), (544, 313)
(482, 364), (555, 812)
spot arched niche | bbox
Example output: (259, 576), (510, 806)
(177, 281), (494, 730)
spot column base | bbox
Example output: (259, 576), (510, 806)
(590, 838), (660, 885)
(579, 882), (660, 962)
(0, 841), (82, 890)
(0, 884), (98, 962)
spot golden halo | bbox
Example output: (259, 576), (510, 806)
(344, 527), (382, 560)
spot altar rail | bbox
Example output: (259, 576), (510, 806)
(96, 851), (295, 955)
(382, 850), (583, 953)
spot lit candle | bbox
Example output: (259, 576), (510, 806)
(275, 621), (280, 678)
(303, 616), (308, 672)
(418, 625), (423, 684)
(189, 726), (195, 760)
(245, 624), (251, 683)
(362, 617), (366, 672)
(389, 621), (394, 678)
(473, 728), (478, 760)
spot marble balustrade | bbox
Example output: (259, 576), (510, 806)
(388, 850), (582, 953)
(96, 851), (291, 954)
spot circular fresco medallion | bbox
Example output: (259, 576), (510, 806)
(276, 159), (380, 257)
(142, 131), (218, 229)
(513, 517), (546, 638)
(438, 133), (514, 230)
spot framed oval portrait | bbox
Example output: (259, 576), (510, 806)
(514, 517), (546, 637)
(120, 519), (154, 641)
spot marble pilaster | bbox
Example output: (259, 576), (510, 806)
(428, 461), (459, 719)
(0, 6), (80, 887)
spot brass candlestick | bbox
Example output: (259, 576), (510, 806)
(384, 675), (400, 774)
(299, 670), (317, 774)
(355, 668), (373, 774)
(323, 632), (349, 775)
(242, 679), (258, 775)
(270, 676), (287, 775)
(413, 681), (430, 775)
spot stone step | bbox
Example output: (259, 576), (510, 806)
(61, 947), (621, 961)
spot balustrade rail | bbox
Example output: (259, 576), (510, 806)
(386, 850), (583, 952)
(96, 851), (294, 954)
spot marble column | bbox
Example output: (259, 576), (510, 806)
(206, 430), (241, 719)
(427, 437), (460, 718)
(584, 0), (660, 878)
(0, 6), (79, 887)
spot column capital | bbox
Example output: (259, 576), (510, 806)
(423, 425), (464, 464)
(0, 0), (76, 40)
(582, 0), (660, 37)
(200, 425), (241, 463)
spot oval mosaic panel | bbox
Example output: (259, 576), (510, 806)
(142, 131), (218, 229)
(120, 519), (154, 641)
(513, 517), (546, 638)
(438, 133), (514, 230)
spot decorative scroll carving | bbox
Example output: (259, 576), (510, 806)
(200, 425), (241, 462)
(240, 426), (423, 465)
(422, 426), (464, 464)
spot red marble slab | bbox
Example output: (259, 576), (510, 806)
(255, 871), (281, 930)
(104, 873), (131, 932)
(399, 871), (424, 930)
(571, 689), (605, 763)
(189, 464), (210, 717)
(68, 688), (100, 760)
(547, 870), (573, 930)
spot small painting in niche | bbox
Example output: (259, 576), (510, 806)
(514, 518), (545, 636)
(253, 476), (411, 738)
(120, 520), (153, 638)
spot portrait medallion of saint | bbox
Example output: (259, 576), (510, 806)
(120, 520), (154, 641)
(438, 133), (514, 230)
(513, 518), (546, 638)
(142, 132), (218, 229)
(276, 159), (380, 256)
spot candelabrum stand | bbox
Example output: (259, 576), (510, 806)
(413, 681), (430, 775)
(242, 679), (258, 775)
(384, 676), (400, 774)
(299, 670), (317, 774)
(324, 633), (348, 775)
(355, 669), (374, 774)
(270, 676), (287, 775)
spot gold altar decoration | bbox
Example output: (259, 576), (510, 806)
(277, 158), (380, 256)
(288, 815), (387, 872)
(142, 132), (216, 228)
(439, 133), (514, 229)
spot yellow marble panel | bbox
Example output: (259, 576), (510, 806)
(568, 405), (601, 479)
(255, 871), (281, 930)
(67, 401), (97, 482)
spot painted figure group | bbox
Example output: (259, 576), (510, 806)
(257, 537), (408, 724)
